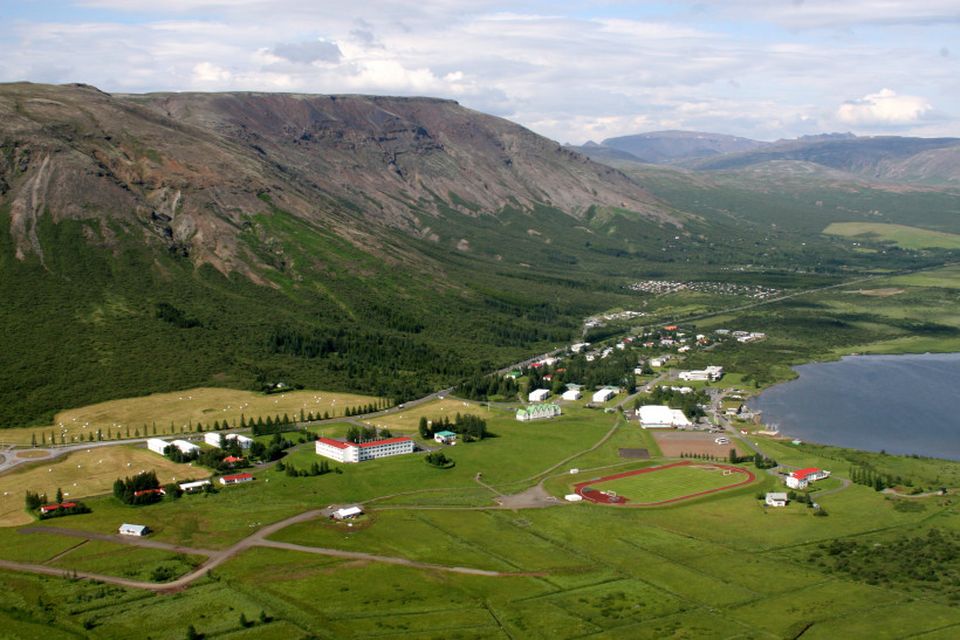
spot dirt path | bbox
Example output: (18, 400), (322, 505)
(14, 507), (537, 592)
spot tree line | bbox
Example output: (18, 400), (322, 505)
(418, 413), (488, 441)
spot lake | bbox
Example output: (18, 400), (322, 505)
(748, 352), (960, 461)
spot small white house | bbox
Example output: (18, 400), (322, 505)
(179, 480), (212, 493)
(528, 388), (551, 403)
(203, 432), (224, 448)
(765, 492), (788, 508)
(118, 523), (148, 536)
(146, 438), (169, 455)
(592, 388), (618, 403)
(333, 506), (364, 520)
(433, 430), (457, 445)
(561, 389), (582, 401)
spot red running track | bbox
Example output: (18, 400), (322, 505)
(574, 460), (756, 507)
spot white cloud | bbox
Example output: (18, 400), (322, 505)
(837, 89), (933, 125)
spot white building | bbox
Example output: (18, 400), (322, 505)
(561, 389), (582, 401)
(516, 403), (562, 422)
(315, 436), (415, 464)
(649, 357), (668, 368)
(146, 438), (169, 455)
(786, 468), (831, 490)
(592, 388), (618, 403)
(333, 506), (364, 520)
(528, 388), (551, 402)
(203, 432), (225, 447)
(119, 523), (148, 536)
(179, 480), (212, 493)
(570, 342), (590, 353)
(765, 492), (788, 508)
(637, 405), (691, 429)
(170, 439), (201, 456)
(678, 366), (724, 382)
(226, 434), (254, 449)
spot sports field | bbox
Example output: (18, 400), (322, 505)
(823, 222), (960, 250)
(574, 461), (755, 506)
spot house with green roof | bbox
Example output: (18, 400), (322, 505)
(433, 430), (457, 444)
(516, 403), (562, 422)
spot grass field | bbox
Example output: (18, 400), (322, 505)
(0, 387), (382, 446)
(360, 397), (489, 432)
(0, 446), (199, 527)
(824, 222), (960, 249)
(576, 462), (754, 505)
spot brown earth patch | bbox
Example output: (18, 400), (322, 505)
(651, 431), (745, 458)
(853, 288), (904, 297)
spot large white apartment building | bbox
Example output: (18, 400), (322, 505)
(315, 436), (415, 463)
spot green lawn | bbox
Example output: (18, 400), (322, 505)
(580, 463), (752, 504)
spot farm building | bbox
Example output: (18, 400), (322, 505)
(315, 436), (415, 464)
(516, 403), (562, 422)
(170, 439), (200, 456)
(146, 438), (170, 455)
(203, 432), (225, 447)
(219, 473), (254, 485)
(637, 405), (692, 429)
(528, 388), (551, 402)
(133, 488), (166, 498)
(119, 523), (149, 536)
(433, 430), (457, 445)
(179, 480), (212, 493)
(39, 502), (77, 514)
(333, 506), (364, 520)
(226, 434), (254, 449)
(786, 468), (831, 490)
(678, 366), (724, 382)
(765, 492), (788, 507)
(561, 389), (582, 401)
(592, 387), (619, 403)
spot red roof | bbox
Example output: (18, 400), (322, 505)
(317, 437), (350, 450)
(664, 325), (678, 331)
(40, 502), (77, 512)
(134, 488), (165, 497)
(357, 436), (413, 449)
(791, 468), (822, 480)
(222, 473), (253, 481)
(223, 455), (244, 463)
(318, 436), (412, 450)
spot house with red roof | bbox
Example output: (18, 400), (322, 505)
(786, 467), (831, 490)
(219, 472), (254, 485)
(39, 502), (78, 514)
(315, 436), (415, 463)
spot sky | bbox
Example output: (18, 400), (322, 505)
(1, 0), (958, 144)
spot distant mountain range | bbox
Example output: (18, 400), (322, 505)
(568, 131), (960, 184)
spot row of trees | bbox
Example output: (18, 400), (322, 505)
(850, 465), (902, 491)
(276, 459), (337, 477)
(345, 425), (392, 444)
(418, 413), (488, 441)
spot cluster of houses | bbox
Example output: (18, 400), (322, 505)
(627, 280), (780, 299)
(764, 467), (832, 508)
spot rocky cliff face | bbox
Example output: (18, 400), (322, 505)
(0, 83), (666, 278)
